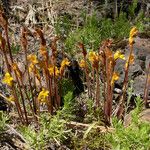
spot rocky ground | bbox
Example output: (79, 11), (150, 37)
(0, 0), (150, 149)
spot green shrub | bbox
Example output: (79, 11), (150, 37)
(107, 97), (150, 150)
(64, 13), (131, 55)
(0, 111), (8, 132)
(19, 112), (71, 150)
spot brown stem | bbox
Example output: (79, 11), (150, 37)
(84, 57), (91, 97)
(4, 26), (13, 63)
(14, 71), (28, 125)
(24, 51), (35, 114)
(143, 63), (150, 108)
(20, 77), (38, 122)
(95, 68), (100, 107)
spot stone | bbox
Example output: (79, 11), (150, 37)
(124, 109), (150, 127)
(0, 125), (31, 150)
(0, 96), (8, 112)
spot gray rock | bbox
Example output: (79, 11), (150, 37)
(133, 75), (147, 97)
(0, 125), (31, 150)
(124, 109), (150, 127)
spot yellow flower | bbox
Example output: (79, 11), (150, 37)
(88, 51), (98, 62)
(2, 72), (14, 87)
(88, 51), (99, 69)
(79, 59), (86, 68)
(114, 50), (125, 60)
(130, 27), (138, 38)
(61, 58), (70, 68)
(48, 65), (59, 76)
(111, 72), (119, 85)
(28, 63), (34, 73)
(55, 66), (59, 76)
(7, 95), (15, 102)
(27, 54), (38, 64)
(59, 58), (70, 76)
(38, 88), (49, 103)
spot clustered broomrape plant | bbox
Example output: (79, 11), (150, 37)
(0, 8), (71, 125)
(79, 27), (138, 123)
(0, 6), (141, 125)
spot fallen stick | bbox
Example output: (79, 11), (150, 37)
(66, 121), (114, 133)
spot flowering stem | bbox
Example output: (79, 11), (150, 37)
(84, 57), (91, 97)
(4, 26), (13, 63)
(2, 51), (25, 124)
(116, 44), (133, 119)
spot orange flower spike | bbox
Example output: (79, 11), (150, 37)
(12, 63), (22, 78)
(21, 27), (28, 51)
(129, 27), (138, 38)
(129, 27), (138, 45)
(125, 54), (135, 69)
(111, 72), (119, 86)
(35, 28), (47, 57)
(2, 72), (14, 87)
(35, 28), (46, 46)
(40, 45), (47, 57)
(129, 53), (134, 64)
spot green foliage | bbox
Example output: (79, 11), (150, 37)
(19, 113), (71, 150)
(84, 99), (104, 124)
(60, 91), (75, 120)
(73, 127), (109, 150)
(11, 43), (20, 54)
(107, 97), (150, 150)
(64, 13), (131, 54)
(0, 111), (8, 132)
(60, 78), (74, 98)
(55, 14), (74, 39)
(129, 0), (138, 19)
